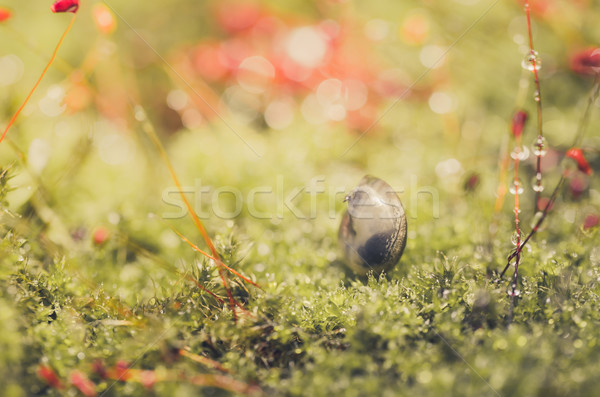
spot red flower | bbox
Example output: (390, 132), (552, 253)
(69, 371), (97, 397)
(511, 110), (528, 139)
(570, 47), (600, 76)
(0, 7), (11, 22)
(38, 365), (63, 389)
(566, 147), (593, 175)
(51, 0), (79, 14)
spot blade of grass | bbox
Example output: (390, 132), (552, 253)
(0, 14), (76, 145)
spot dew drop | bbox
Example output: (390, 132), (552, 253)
(510, 145), (530, 161)
(509, 178), (524, 195)
(521, 51), (542, 72)
(532, 136), (547, 157)
(534, 92), (541, 102)
(511, 230), (523, 246)
(532, 179), (544, 192)
(507, 288), (521, 297)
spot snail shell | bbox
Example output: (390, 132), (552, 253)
(338, 175), (407, 275)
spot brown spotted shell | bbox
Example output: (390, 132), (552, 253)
(338, 175), (407, 275)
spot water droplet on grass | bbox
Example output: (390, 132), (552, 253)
(510, 145), (530, 161)
(533, 136), (547, 156)
(511, 231), (523, 246)
(507, 288), (521, 297)
(509, 178), (524, 195)
(522, 51), (542, 71)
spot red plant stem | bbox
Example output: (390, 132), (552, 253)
(500, 176), (564, 278)
(0, 14), (76, 144)
(500, 67), (600, 279)
(524, 1), (545, 209)
(510, 136), (523, 300)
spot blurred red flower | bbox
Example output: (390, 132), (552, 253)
(0, 7), (11, 22)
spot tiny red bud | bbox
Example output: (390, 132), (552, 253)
(566, 147), (593, 175)
(570, 47), (600, 76)
(51, 0), (79, 14)
(0, 7), (12, 22)
(69, 370), (97, 397)
(38, 365), (63, 389)
(511, 110), (528, 139)
(584, 214), (599, 230)
(92, 227), (109, 245)
(463, 172), (480, 192)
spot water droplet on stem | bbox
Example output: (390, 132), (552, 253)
(509, 178), (524, 195)
(532, 136), (547, 157)
(522, 51), (542, 72)
(510, 145), (530, 161)
(511, 230), (523, 246)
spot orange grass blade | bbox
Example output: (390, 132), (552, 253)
(122, 235), (226, 304)
(0, 14), (76, 144)
(172, 229), (261, 289)
(140, 121), (241, 316)
(143, 127), (219, 258)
